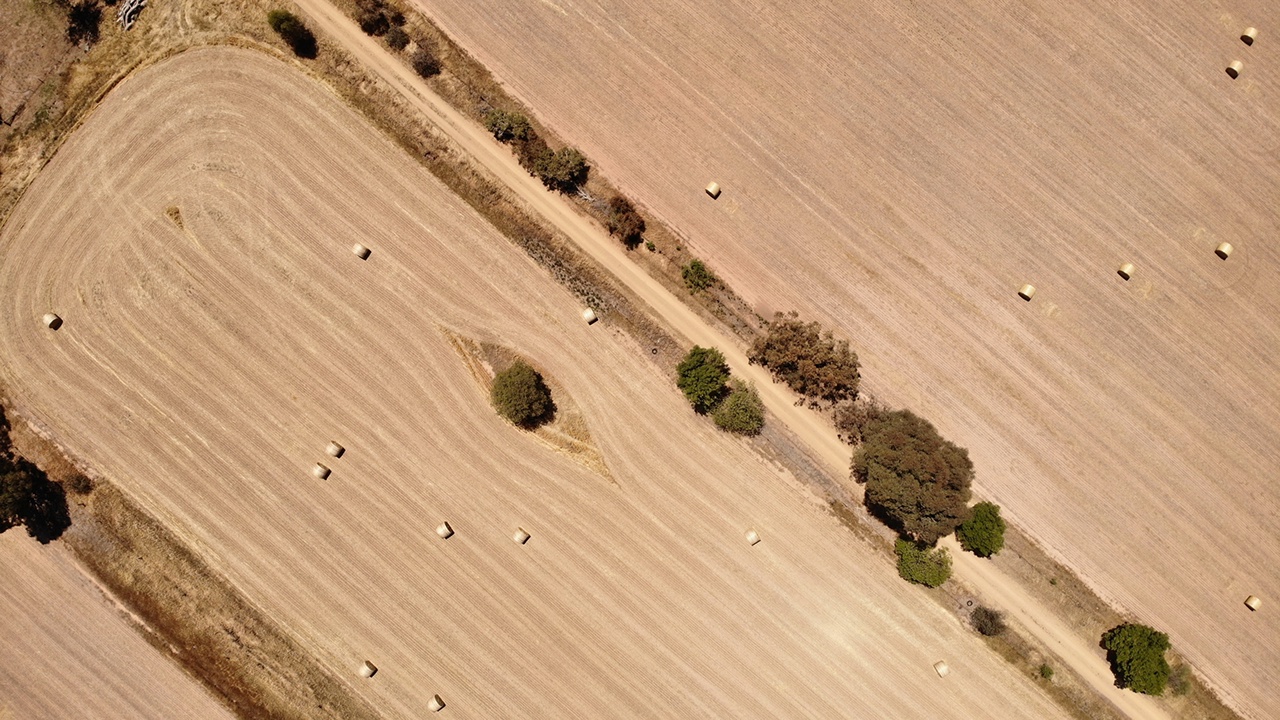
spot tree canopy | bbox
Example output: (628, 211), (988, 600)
(268, 10), (318, 58)
(956, 501), (1006, 557)
(491, 360), (554, 427)
(895, 539), (951, 587)
(748, 312), (859, 405)
(854, 410), (973, 544)
(1101, 623), (1171, 695)
(682, 259), (716, 293)
(605, 195), (645, 247)
(713, 380), (764, 435)
(676, 346), (729, 414)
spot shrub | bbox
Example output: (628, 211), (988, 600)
(1039, 664), (1054, 680)
(410, 48), (440, 78)
(484, 109), (533, 144)
(491, 360), (553, 427)
(605, 195), (646, 246)
(855, 410), (973, 544)
(66, 1), (103, 45)
(384, 26), (409, 51)
(748, 312), (859, 405)
(268, 10), (318, 58)
(1167, 664), (1191, 696)
(515, 135), (553, 174)
(956, 501), (1006, 557)
(0, 459), (71, 544)
(538, 148), (589, 192)
(676, 346), (729, 414)
(713, 380), (764, 435)
(1101, 623), (1171, 696)
(64, 474), (94, 496)
(833, 395), (887, 445)
(355, 0), (402, 36)
(895, 539), (951, 587)
(970, 606), (1007, 636)
(682, 259), (716, 293)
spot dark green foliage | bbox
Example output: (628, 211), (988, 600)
(682, 259), (716, 293)
(66, 1), (103, 45)
(267, 10), (317, 58)
(855, 410), (973, 544)
(515, 134), (553, 174)
(956, 501), (1006, 557)
(537, 147), (588, 192)
(748, 312), (860, 405)
(676, 346), (729, 414)
(970, 606), (1007, 636)
(833, 395), (886, 445)
(1039, 664), (1054, 680)
(410, 48), (440, 78)
(895, 539), (951, 587)
(606, 195), (646, 247)
(484, 109), (533, 143)
(713, 380), (764, 435)
(491, 361), (554, 427)
(384, 26), (409, 51)
(1101, 624), (1171, 695)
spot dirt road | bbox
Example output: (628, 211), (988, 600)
(285, 4), (1174, 717)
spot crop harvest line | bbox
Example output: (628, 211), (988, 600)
(289, 2), (1169, 717)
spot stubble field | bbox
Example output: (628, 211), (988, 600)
(411, 0), (1280, 716)
(0, 48), (1070, 718)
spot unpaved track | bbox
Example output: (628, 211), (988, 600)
(0, 49), (1069, 719)
(0, 535), (232, 720)
(286, 4), (1173, 717)
(404, 0), (1280, 716)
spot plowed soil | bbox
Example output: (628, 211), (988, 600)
(0, 49), (1069, 719)
(409, 0), (1280, 716)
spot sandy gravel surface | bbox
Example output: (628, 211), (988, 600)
(0, 535), (232, 720)
(408, 1), (1280, 716)
(0, 48), (1070, 719)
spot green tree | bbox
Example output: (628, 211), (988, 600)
(854, 410), (973, 544)
(748, 312), (859, 405)
(605, 195), (646, 247)
(682, 259), (716, 293)
(538, 148), (589, 192)
(676, 346), (729, 414)
(1101, 624), (1171, 695)
(895, 539), (951, 587)
(713, 380), (764, 435)
(491, 360), (554, 427)
(267, 10), (318, 58)
(956, 501), (1006, 557)
(484, 109), (533, 144)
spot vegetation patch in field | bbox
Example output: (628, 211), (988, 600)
(712, 380), (764, 436)
(492, 360), (555, 427)
(1102, 623), (1171, 696)
(895, 539), (951, 587)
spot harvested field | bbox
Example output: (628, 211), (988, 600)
(0, 48), (1072, 718)
(0, 535), (232, 720)
(411, 1), (1280, 716)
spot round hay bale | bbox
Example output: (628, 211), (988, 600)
(325, 441), (345, 458)
(427, 694), (446, 712)
(1018, 284), (1036, 301)
(582, 308), (598, 325)
(1216, 242), (1234, 260)
(1226, 61), (1243, 79)
(513, 527), (531, 544)
(1245, 595), (1262, 611)
(705, 181), (722, 199)
(358, 660), (377, 678)
(745, 529), (761, 546)
(934, 660), (951, 678)
(312, 463), (331, 480)
(1241, 27), (1257, 46)
(1117, 263), (1136, 281)
(436, 521), (454, 539)
(352, 243), (372, 260)
(42, 313), (62, 330)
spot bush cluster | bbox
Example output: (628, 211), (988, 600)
(833, 395), (886, 445)
(894, 539), (951, 587)
(65, 1), (103, 45)
(855, 410), (973, 545)
(355, 0), (403, 36)
(956, 501), (1006, 557)
(411, 48), (441, 78)
(1101, 623), (1171, 696)
(491, 360), (554, 427)
(713, 380), (765, 435)
(268, 10), (318, 58)
(0, 409), (71, 544)
(675, 346), (729, 414)
(605, 196), (646, 247)
(970, 606), (1007, 636)
(748, 312), (859, 405)
(482, 109), (589, 193)
(384, 26), (409, 51)
(682, 259), (716, 293)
